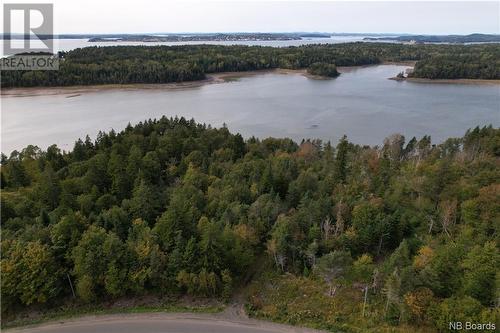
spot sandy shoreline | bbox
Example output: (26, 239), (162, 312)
(0, 65), (395, 97)
(1, 68), (323, 97)
(0, 70), (288, 97)
(390, 77), (500, 85)
(1, 76), (219, 97)
(381, 60), (417, 66)
(3, 63), (497, 96)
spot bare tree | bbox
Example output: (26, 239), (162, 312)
(384, 269), (403, 322)
(266, 239), (279, 269)
(276, 254), (286, 272)
(440, 199), (457, 237)
(383, 133), (405, 163)
(305, 240), (318, 267)
(334, 200), (348, 236)
(427, 215), (435, 234)
(315, 251), (352, 297)
(321, 217), (333, 240)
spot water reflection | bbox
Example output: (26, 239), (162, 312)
(2, 65), (499, 154)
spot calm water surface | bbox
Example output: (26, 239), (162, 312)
(2, 65), (499, 154)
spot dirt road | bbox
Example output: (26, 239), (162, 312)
(7, 312), (327, 333)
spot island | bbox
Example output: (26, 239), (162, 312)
(87, 33), (304, 43)
(0, 32), (332, 42)
(363, 33), (500, 44)
(307, 62), (340, 78)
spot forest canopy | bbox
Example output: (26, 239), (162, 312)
(1, 118), (499, 331)
(1, 42), (499, 87)
(307, 62), (339, 78)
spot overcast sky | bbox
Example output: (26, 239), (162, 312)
(5, 1), (500, 35)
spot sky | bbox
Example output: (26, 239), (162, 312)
(3, 0), (500, 35)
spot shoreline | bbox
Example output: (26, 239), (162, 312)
(381, 60), (416, 66)
(390, 76), (500, 85)
(0, 65), (398, 97)
(0, 76), (219, 97)
(0, 69), (286, 97)
(3, 63), (497, 96)
(1, 68), (326, 97)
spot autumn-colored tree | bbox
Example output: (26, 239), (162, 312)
(403, 287), (435, 322)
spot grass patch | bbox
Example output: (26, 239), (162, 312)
(245, 270), (436, 333)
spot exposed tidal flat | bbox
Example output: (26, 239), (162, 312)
(0, 69), (293, 97)
(392, 77), (500, 85)
(2, 64), (499, 154)
(0, 67), (342, 97)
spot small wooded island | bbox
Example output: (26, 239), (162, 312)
(1, 42), (499, 87)
(307, 62), (339, 78)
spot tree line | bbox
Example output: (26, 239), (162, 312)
(410, 53), (500, 79)
(2, 43), (499, 87)
(1, 118), (498, 331)
(307, 62), (339, 77)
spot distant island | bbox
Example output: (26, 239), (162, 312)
(364, 33), (500, 44)
(1, 32), (333, 42)
(87, 33), (304, 42)
(3, 33), (500, 44)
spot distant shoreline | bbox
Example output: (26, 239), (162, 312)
(390, 77), (500, 85)
(381, 61), (416, 66)
(5, 63), (497, 97)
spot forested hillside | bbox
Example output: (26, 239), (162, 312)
(1, 43), (499, 87)
(1, 118), (499, 331)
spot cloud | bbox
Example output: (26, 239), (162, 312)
(6, 0), (500, 34)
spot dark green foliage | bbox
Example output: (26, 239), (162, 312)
(411, 52), (500, 79)
(2, 241), (61, 309)
(307, 62), (339, 77)
(461, 242), (499, 305)
(3, 158), (30, 188)
(334, 135), (349, 184)
(2, 43), (498, 87)
(1, 118), (498, 332)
